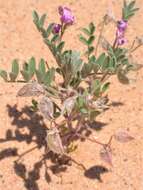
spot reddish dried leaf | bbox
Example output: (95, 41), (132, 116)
(100, 147), (112, 166)
(114, 131), (134, 143)
(17, 82), (44, 97)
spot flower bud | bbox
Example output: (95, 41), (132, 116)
(52, 23), (61, 34)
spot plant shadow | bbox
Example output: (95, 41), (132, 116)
(0, 104), (71, 190)
(84, 165), (108, 182)
(87, 121), (108, 131)
(0, 104), (108, 189)
(110, 101), (124, 107)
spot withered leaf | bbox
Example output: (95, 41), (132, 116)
(136, 36), (143, 45)
(114, 130), (134, 143)
(105, 7), (116, 25)
(61, 96), (77, 116)
(38, 96), (54, 120)
(131, 63), (143, 71)
(100, 147), (112, 166)
(100, 36), (111, 50)
(117, 69), (130, 85)
(17, 82), (45, 97)
(91, 96), (109, 111)
(46, 127), (64, 155)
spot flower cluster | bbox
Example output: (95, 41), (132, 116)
(58, 6), (75, 25)
(52, 6), (75, 34)
(116, 20), (128, 45)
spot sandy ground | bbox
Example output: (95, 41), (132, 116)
(0, 0), (143, 190)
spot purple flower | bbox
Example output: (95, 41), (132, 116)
(115, 20), (128, 46)
(117, 20), (127, 31)
(116, 29), (124, 38)
(52, 23), (61, 34)
(117, 37), (127, 45)
(58, 6), (75, 25)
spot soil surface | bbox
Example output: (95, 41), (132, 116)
(0, 0), (143, 190)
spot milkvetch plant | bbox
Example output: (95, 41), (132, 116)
(0, 0), (142, 167)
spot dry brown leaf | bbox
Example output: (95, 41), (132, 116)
(17, 82), (45, 97)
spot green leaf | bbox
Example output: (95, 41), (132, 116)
(32, 10), (39, 24)
(56, 68), (62, 75)
(96, 53), (106, 67)
(51, 34), (60, 43)
(23, 62), (29, 71)
(101, 56), (110, 71)
(77, 96), (85, 108)
(91, 79), (101, 96)
(44, 68), (55, 86)
(88, 46), (94, 55)
(89, 56), (98, 73)
(89, 22), (95, 34)
(35, 70), (43, 83)
(88, 36), (95, 45)
(102, 82), (110, 93)
(44, 39), (51, 47)
(46, 23), (54, 37)
(0, 70), (8, 82)
(81, 28), (91, 36)
(71, 51), (83, 74)
(81, 62), (93, 78)
(29, 57), (36, 77)
(80, 108), (88, 114)
(79, 35), (88, 46)
(108, 58), (115, 72)
(89, 55), (96, 63)
(39, 58), (46, 74)
(128, 0), (136, 9)
(39, 14), (46, 28)
(9, 59), (19, 82)
(122, 0), (139, 21)
(12, 59), (19, 75)
(31, 99), (38, 112)
(57, 41), (65, 53)
(21, 70), (30, 82)
(41, 28), (48, 38)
